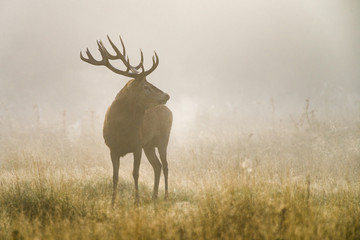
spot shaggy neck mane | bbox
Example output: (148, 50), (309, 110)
(103, 87), (146, 156)
(114, 98), (145, 128)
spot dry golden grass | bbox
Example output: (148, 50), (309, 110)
(0, 111), (359, 239)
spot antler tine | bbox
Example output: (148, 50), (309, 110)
(80, 47), (105, 65)
(97, 39), (129, 72)
(80, 50), (88, 63)
(106, 35), (126, 61)
(126, 56), (136, 74)
(80, 36), (159, 78)
(119, 36), (126, 58)
(103, 36), (153, 75)
(107, 35), (141, 74)
(80, 40), (136, 77)
(139, 51), (159, 77)
(132, 49), (145, 72)
(96, 40), (108, 61)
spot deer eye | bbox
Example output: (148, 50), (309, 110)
(144, 85), (150, 91)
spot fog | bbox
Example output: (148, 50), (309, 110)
(1, 0), (359, 134)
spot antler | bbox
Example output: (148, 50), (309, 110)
(80, 35), (159, 78)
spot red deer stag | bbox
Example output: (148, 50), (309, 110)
(80, 36), (172, 205)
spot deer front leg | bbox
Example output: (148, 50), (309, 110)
(111, 151), (120, 207)
(133, 148), (142, 204)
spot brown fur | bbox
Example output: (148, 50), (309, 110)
(103, 77), (172, 204)
(80, 36), (172, 205)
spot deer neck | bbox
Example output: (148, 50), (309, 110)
(103, 97), (146, 156)
(116, 99), (145, 126)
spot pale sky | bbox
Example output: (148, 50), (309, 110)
(1, 0), (359, 125)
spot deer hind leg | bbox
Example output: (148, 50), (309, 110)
(133, 148), (142, 204)
(110, 151), (120, 207)
(158, 144), (169, 200)
(143, 145), (162, 200)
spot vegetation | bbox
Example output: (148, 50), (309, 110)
(0, 103), (359, 239)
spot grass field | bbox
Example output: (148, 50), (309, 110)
(0, 110), (359, 239)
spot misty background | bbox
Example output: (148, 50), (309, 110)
(1, 0), (359, 135)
